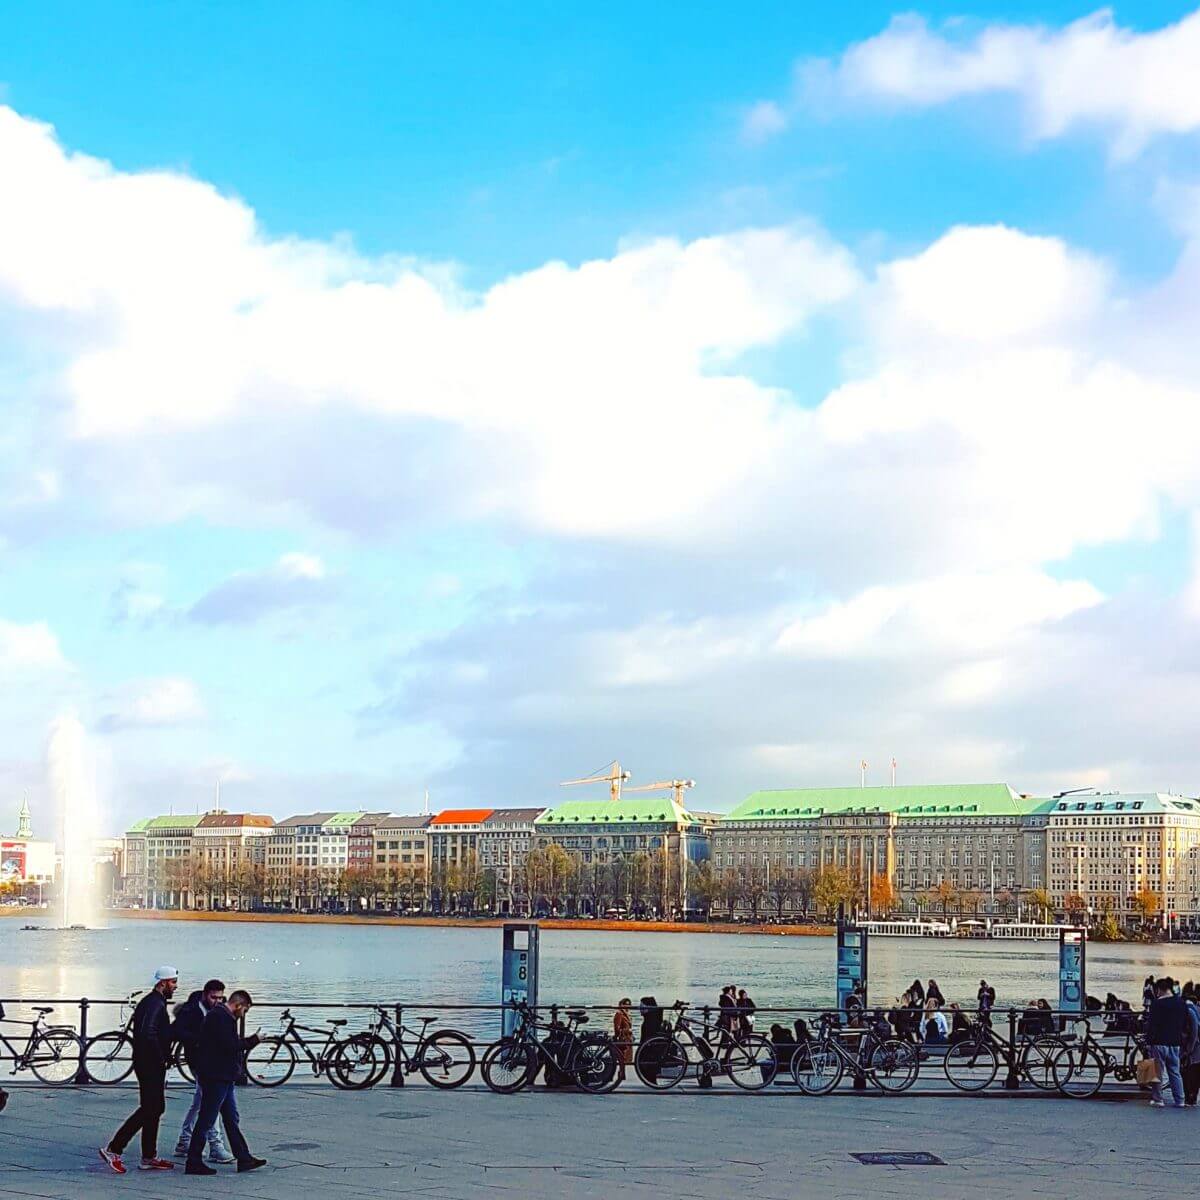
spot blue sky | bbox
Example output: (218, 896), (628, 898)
(3, 3), (1200, 834)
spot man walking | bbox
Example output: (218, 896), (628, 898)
(172, 978), (234, 1163)
(99, 966), (180, 1173)
(1146, 976), (1188, 1108)
(185, 989), (266, 1175)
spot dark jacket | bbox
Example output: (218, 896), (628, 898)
(173, 990), (213, 1073)
(131, 989), (173, 1070)
(195, 1003), (254, 1083)
(1146, 994), (1188, 1047)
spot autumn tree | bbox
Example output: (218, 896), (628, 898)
(813, 866), (857, 919)
(926, 880), (959, 921)
(868, 871), (895, 917)
(1026, 887), (1052, 922)
(1063, 892), (1087, 924)
(1132, 888), (1161, 925)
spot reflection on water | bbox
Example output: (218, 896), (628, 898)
(3, 920), (1200, 1018)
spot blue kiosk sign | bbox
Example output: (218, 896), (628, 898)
(1058, 927), (1086, 1016)
(836, 922), (868, 1010)
(501, 923), (539, 1036)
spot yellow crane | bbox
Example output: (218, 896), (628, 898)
(622, 779), (695, 805)
(559, 760), (631, 803)
(622, 779), (696, 919)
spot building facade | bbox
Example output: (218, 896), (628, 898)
(2, 799), (56, 885)
(140, 814), (205, 908)
(373, 815), (432, 874)
(347, 813), (393, 873)
(191, 813), (275, 908)
(1045, 793), (1200, 925)
(713, 784), (1047, 916)
(428, 809), (493, 868)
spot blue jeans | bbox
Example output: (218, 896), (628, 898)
(186, 1081), (251, 1167)
(1151, 1045), (1185, 1106)
(178, 1082), (229, 1151)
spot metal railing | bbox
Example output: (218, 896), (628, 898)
(0, 995), (1152, 1097)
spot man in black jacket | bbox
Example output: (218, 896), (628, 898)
(100, 966), (180, 1173)
(185, 989), (265, 1175)
(172, 979), (233, 1162)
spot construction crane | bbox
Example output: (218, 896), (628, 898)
(622, 779), (696, 920)
(559, 760), (631, 803)
(622, 779), (695, 805)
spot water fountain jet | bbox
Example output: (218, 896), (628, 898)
(47, 713), (103, 930)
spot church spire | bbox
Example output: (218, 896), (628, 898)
(17, 796), (31, 839)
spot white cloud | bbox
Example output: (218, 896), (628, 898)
(188, 553), (333, 625)
(0, 105), (859, 544)
(97, 676), (206, 732)
(776, 570), (1103, 659)
(0, 619), (66, 671)
(755, 7), (1200, 159)
(741, 100), (788, 144)
(6, 102), (1200, 806)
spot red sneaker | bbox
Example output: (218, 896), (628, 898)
(138, 1158), (176, 1171)
(99, 1147), (126, 1174)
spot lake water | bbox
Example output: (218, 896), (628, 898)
(4, 919), (1200, 1026)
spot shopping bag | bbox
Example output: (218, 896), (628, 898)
(1136, 1056), (1161, 1086)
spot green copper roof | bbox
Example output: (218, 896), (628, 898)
(326, 811), (366, 826)
(125, 817), (151, 833)
(1046, 793), (1198, 816)
(725, 783), (1041, 822)
(537, 798), (700, 826)
(141, 814), (206, 831)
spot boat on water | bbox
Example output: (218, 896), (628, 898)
(858, 918), (1084, 941)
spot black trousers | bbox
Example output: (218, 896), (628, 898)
(1183, 1061), (1200, 1105)
(109, 1062), (167, 1159)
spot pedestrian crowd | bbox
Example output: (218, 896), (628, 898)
(98, 967), (268, 1177)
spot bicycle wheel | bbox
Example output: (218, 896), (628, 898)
(29, 1030), (81, 1085)
(791, 1044), (844, 1095)
(329, 1037), (379, 1090)
(481, 1037), (535, 1093)
(339, 1033), (389, 1089)
(868, 1038), (919, 1094)
(944, 1039), (998, 1092)
(1021, 1036), (1065, 1090)
(574, 1035), (621, 1094)
(83, 1032), (134, 1084)
(727, 1033), (777, 1091)
(245, 1037), (296, 1086)
(1053, 1044), (1105, 1098)
(416, 1030), (476, 1089)
(634, 1036), (688, 1090)
(173, 1042), (194, 1084)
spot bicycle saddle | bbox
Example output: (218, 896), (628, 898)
(329, 1018), (347, 1026)
(33, 1006), (53, 1014)
(565, 1010), (588, 1023)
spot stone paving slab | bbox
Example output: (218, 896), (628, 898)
(0, 1080), (1192, 1200)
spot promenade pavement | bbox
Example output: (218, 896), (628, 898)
(0, 1079), (1190, 1200)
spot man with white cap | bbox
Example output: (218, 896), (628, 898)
(99, 966), (180, 1174)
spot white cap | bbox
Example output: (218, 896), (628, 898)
(153, 966), (179, 983)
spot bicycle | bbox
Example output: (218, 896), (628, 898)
(481, 1002), (619, 1094)
(244, 1009), (380, 1089)
(1050, 1017), (1150, 1098)
(938, 1017), (1068, 1092)
(342, 1006), (476, 1089)
(634, 1001), (778, 1091)
(0, 1006), (83, 1085)
(791, 1013), (918, 1095)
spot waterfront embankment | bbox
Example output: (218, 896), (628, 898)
(86, 908), (833, 936)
